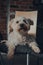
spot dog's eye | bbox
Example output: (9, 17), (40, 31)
(16, 21), (19, 23)
(23, 20), (26, 23)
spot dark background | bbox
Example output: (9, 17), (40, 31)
(0, 0), (43, 51)
(0, 1), (43, 65)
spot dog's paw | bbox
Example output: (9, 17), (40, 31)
(32, 46), (40, 53)
(7, 51), (14, 59)
(7, 48), (14, 59)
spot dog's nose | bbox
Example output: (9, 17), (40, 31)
(20, 24), (24, 28)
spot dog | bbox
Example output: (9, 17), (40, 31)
(4, 16), (40, 59)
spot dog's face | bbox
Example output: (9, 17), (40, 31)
(9, 17), (34, 35)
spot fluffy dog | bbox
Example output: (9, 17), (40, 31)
(6, 16), (40, 59)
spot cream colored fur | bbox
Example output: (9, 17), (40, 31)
(6, 16), (40, 59)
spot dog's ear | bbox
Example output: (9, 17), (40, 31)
(9, 25), (13, 33)
(9, 22), (13, 33)
(27, 19), (34, 25)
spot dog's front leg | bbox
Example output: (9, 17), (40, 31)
(7, 44), (15, 59)
(28, 42), (40, 53)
